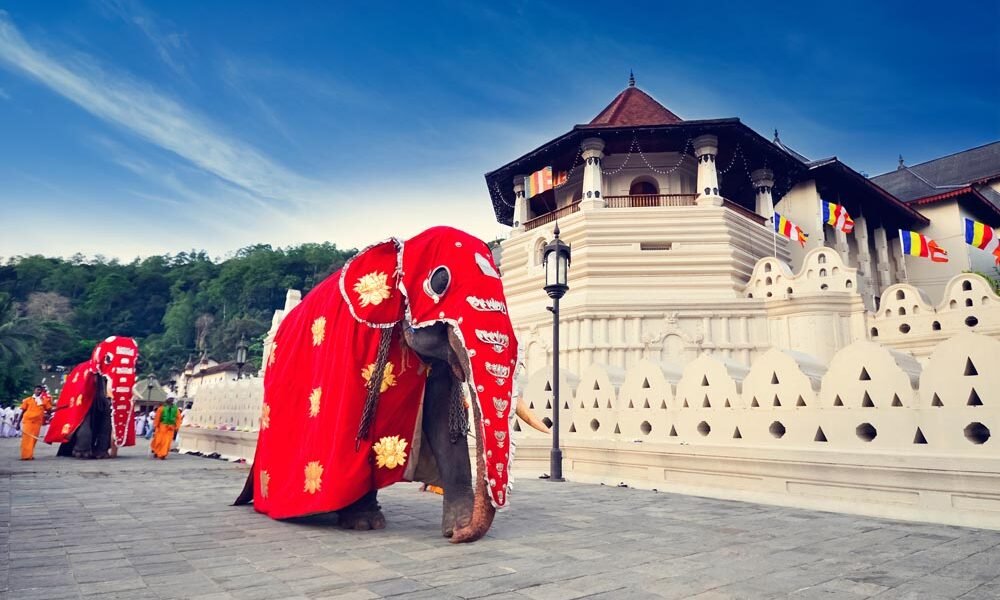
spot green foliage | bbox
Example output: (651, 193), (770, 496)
(0, 243), (356, 399)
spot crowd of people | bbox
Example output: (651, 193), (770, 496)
(2, 387), (192, 461)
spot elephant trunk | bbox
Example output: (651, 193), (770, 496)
(450, 393), (495, 543)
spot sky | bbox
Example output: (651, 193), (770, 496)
(1, 1), (998, 261)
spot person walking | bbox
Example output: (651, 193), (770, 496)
(150, 397), (182, 459)
(17, 386), (53, 460)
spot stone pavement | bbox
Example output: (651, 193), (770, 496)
(1, 439), (998, 600)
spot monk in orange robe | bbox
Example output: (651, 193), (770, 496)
(150, 397), (182, 459)
(19, 386), (53, 460)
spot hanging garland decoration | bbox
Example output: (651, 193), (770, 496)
(601, 134), (693, 177)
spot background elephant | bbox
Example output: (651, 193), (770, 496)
(236, 226), (545, 543)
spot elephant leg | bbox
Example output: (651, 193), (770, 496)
(91, 407), (112, 459)
(421, 362), (474, 538)
(337, 490), (386, 531)
(73, 418), (94, 458)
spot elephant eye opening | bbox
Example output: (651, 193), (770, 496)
(427, 266), (451, 298)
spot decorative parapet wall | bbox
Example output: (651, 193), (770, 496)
(868, 273), (1000, 359)
(515, 332), (1000, 528)
(178, 378), (263, 458)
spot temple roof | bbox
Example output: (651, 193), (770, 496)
(871, 141), (1000, 202)
(585, 83), (683, 128)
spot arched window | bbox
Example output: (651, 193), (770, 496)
(629, 177), (659, 196)
(533, 238), (547, 267)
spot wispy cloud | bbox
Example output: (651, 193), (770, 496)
(0, 11), (318, 207)
(94, 0), (190, 74)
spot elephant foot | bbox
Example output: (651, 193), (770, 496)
(338, 491), (386, 531)
(338, 509), (386, 531)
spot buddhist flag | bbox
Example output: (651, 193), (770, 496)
(899, 229), (948, 263)
(526, 167), (552, 198)
(773, 212), (809, 247)
(964, 218), (1000, 265)
(821, 200), (855, 233)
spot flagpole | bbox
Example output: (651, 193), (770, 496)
(897, 230), (910, 285)
(770, 215), (777, 259)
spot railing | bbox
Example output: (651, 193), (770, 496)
(722, 199), (767, 225)
(524, 202), (580, 230)
(522, 196), (767, 230)
(604, 194), (697, 208)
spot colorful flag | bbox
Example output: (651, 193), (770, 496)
(773, 212), (809, 247)
(553, 170), (568, 188)
(821, 200), (855, 233)
(899, 229), (948, 263)
(526, 167), (552, 198)
(964, 218), (995, 250)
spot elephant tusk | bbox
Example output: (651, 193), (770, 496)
(515, 397), (549, 433)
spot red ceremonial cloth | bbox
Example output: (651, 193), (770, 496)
(93, 336), (139, 447)
(44, 336), (139, 447)
(251, 226), (517, 519)
(44, 361), (98, 444)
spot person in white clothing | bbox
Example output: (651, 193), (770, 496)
(12, 406), (23, 437)
(0, 406), (14, 437)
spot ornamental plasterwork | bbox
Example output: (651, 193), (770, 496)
(641, 312), (703, 350)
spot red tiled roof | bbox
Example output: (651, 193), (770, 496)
(587, 86), (683, 127)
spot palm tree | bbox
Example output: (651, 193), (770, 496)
(0, 294), (38, 366)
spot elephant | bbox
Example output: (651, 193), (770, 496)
(235, 226), (547, 543)
(46, 336), (140, 458)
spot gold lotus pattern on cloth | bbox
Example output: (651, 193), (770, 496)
(311, 317), (326, 346)
(259, 470), (270, 498)
(373, 436), (408, 469)
(62, 423), (71, 435)
(260, 403), (270, 429)
(353, 271), (391, 307)
(268, 343), (277, 366)
(308, 388), (322, 417)
(304, 461), (323, 494)
(361, 362), (397, 393)
(75, 395), (83, 406)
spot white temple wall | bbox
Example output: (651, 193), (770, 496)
(513, 332), (1000, 529)
(773, 179), (823, 266)
(903, 202), (966, 302)
(960, 202), (1000, 276)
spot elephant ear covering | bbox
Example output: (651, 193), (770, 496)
(253, 239), (428, 519)
(91, 336), (139, 447)
(44, 360), (98, 445)
(401, 227), (518, 509)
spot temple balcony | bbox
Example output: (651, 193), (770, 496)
(522, 194), (766, 231)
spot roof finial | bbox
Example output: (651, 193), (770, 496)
(628, 70), (635, 87)
(773, 128), (780, 143)
(898, 154), (905, 170)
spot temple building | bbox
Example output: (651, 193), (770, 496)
(486, 76), (1000, 374)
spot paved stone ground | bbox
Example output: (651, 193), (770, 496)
(1, 439), (999, 600)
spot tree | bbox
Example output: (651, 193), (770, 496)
(0, 293), (39, 401)
(24, 291), (73, 322)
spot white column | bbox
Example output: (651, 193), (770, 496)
(874, 226), (892, 291)
(835, 228), (850, 264)
(694, 134), (723, 206)
(854, 216), (876, 307)
(580, 138), (605, 210)
(751, 168), (775, 222)
(512, 175), (529, 231)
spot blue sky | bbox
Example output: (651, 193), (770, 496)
(1, 1), (997, 260)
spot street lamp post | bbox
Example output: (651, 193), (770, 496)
(235, 334), (248, 380)
(542, 222), (571, 482)
(145, 374), (154, 411)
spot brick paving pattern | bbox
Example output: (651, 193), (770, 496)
(1, 439), (998, 599)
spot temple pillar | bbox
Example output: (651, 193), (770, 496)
(835, 228), (850, 264)
(512, 175), (529, 231)
(580, 138), (605, 210)
(751, 168), (775, 221)
(854, 216), (875, 307)
(694, 134), (723, 206)
(874, 226), (892, 292)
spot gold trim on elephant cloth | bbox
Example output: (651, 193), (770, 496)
(259, 470), (270, 498)
(308, 388), (322, 418)
(373, 436), (408, 469)
(361, 362), (398, 393)
(304, 461), (323, 494)
(311, 317), (326, 346)
(260, 403), (270, 429)
(353, 271), (392, 307)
